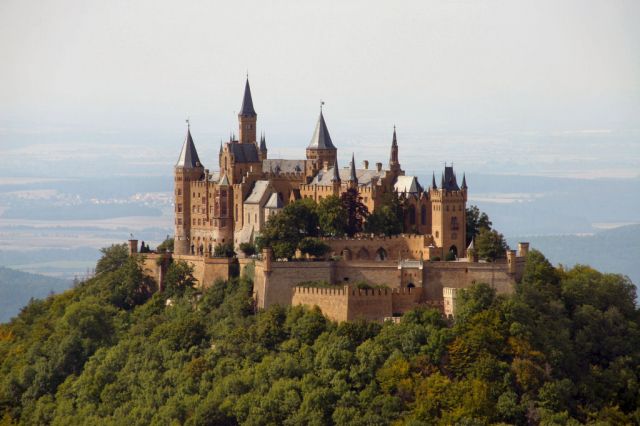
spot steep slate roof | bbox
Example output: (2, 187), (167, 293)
(310, 167), (387, 186)
(441, 166), (460, 191)
(262, 159), (305, 174)
(394, 175), (422, 195)
(259, 133), (267, 152)
(176, 128), (202, 168)
(331, 158), (341, 182)
(229, 142), (260, 163)
(239, 78), (256, 116)
(245, 180), (272, 204)
(264, 192), (284, 209)
(308, 111), (336, 150)
(348, 154), (358, 182)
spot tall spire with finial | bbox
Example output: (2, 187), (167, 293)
(389, 125), (399, 170)
(432, 172), (438, 189)
(239, 77), (256, 117)
(349, 153), (358, 183)
(331, 158), (341, 182)
(461, 173), (467, 189)
(176, 119), (202, 169)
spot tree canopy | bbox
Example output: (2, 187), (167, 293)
(2, 246), (639, 425)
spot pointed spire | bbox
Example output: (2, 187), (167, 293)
(392, 125), (397, 147)
(219, 140), (223, 156)
(259, 132), (267, 152)
(461, 173), (467, 189)
(308, 110), (336, 149)
(349, 153), (358, 182)
(432, 172), (437, 189)
(331, 158), (341, 182)
(176, 122), (202, 168)
(239, 77), (256, 116)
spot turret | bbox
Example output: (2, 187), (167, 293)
(174, 121), (205, 255)
(238, 77), (257, 144)
(430, 164), (466, 258)
(306, 105), (337, 175)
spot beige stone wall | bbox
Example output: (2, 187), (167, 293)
(391, 287), (423, 314)
(254, 260), (334, 309)
(423, 261), (515, 301)
(325, 234), (435, 261)
(292, 286), (349, 322)
(334, 261), (400, 288)
(346, 288), (393, 321)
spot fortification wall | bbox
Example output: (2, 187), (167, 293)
(139, 253), (235, 290)
(391, 287), (423, 314)
(423, 261), (515, 301)
(324, 234), (432, 261)
(346, 288), (393, 321)
(334, 261), (400, 288)
(292, 286), (349, 322)
(254, 260), (334, 309)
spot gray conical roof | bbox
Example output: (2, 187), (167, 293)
(432, 172), (437, 189)
(308, 111), (336, 149)
(239, 78), (256, 116)
(461, 173), (467, 189)
(176, 127), (202, 168)
(331, 158), (341, 182)
(392, 126), (397, 147)
(349, 153), (357, 182)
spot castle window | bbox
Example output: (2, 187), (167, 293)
(247, 213), (250, 224)
(408, 205), (416, 225)
(177, 188), (182, 195)
(436, 231), (439, 238)
(177, 218), (182, 225)
(255, 213), (257, 223)
(177, 204), (182, 213)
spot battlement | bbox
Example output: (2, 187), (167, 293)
(293, 286), (347, 296)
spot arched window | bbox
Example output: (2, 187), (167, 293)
(375, 247), (387, 261)
(408, 205), (416, 225)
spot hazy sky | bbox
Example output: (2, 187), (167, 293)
(1, 0), (639, 178)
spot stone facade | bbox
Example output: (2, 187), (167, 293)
(172, 77), (468, 259)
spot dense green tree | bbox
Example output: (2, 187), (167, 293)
(1, 244), (639, 425)
(259, 199), (320, 259)
(466, 205), (492, 246)
(95, 244), (129, 275)
(238, 242), (256, 257)
(474, 228), (508, 261)
(298, 237), (330, 258)
(213, 242), (235, 258)
(156, 237), (174, 253)
(365, 205), (403, 236)
(340, 188), (369, 237)
(317, 195), (348, 237)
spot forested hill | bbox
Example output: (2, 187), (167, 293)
(0, 267), (71, 323)
(1, 247), (639, 425)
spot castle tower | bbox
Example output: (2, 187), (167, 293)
(238, 77), (257, 144)
(174, 122), (205, 255)
(429, 165), (467, 258)
(306, 107), (337, 176)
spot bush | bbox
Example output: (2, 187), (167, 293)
(445, 251), (456, 261)
(297, 237), (330, 258)
(156, 237), (174, 253)
(238, 242), (256, 257)
(213, 242), (235, 258)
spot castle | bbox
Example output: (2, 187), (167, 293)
(132, 77), (529, 322)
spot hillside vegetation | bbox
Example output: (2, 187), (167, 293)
(1, 249), (639, 425)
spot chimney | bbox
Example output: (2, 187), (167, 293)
(376, 162), (382, 172)
(363, 160), (369, 170)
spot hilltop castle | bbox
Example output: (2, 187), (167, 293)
(132, 78), (529, 322)
(173, 78), (467, 259)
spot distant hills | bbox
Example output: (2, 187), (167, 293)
(509, 224), (640, 286)
(0, 267), (71, 322)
